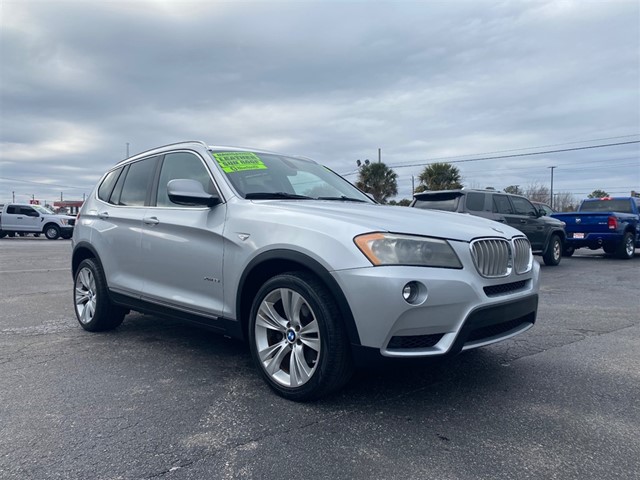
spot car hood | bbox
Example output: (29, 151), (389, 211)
(251, 200), (523, 242)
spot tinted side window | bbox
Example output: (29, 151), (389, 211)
(465, 192), (486, 211)
(511, 196), (537, 216)
(119, 158), (158, 206)
(20, 206), (36, 215)
(98, 168), (122, 202)
(493, 195), (514, 214)
(6, 206), (18, 214)
(156, 152), (216, 207)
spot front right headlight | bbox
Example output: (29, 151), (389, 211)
(354, 232), (462, 268)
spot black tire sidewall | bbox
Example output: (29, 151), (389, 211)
(45, 225), (60, 240)
(74, 258), (124, 331)
(248, 272), (350, 401)
(616, 232), (634, 259)
(543, 235), (561, 266)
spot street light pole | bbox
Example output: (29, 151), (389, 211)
(548, 166), (556, 209)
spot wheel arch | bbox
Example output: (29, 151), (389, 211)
(42, 222), (61, 233)
(72, 242), (103, 278)
(236, 249), (361, 346)
(543, 227), (566, 251)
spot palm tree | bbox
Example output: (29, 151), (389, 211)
(415, 162), (462, 192)
(355, 162), (398, 203)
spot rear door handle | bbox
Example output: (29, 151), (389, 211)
(143, 216), (159, 225)
(97, 211), (109, 219)
(519, 219), (527, 224)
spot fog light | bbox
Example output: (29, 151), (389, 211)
(402, 282), (419, 303)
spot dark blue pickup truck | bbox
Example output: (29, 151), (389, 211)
(551, 197), (640, 259)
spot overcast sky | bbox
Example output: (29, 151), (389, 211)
(1, 0), (638, 205)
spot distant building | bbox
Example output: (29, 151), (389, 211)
(53, 200), (83, 215)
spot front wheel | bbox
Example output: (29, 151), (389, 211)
(249, 272), (353, 401)
(542, 234), (562, 266)
(74, 258), (127, 331)
(616, 232), (635, 260)
(44, 225), (60, 240)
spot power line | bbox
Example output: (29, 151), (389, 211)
(341, 140), (640, 175)
(389, 141), (640, 168)
(397, 134), (640, 163)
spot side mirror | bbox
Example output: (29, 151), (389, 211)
(167, 179), (221, 207)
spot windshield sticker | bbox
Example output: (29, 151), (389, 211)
(212, 152), (267, 173)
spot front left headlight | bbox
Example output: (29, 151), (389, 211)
(354, 232), (462, 268)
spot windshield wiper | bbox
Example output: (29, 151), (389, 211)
(245, 192), (312, 200)
(316, 196), (368, 203)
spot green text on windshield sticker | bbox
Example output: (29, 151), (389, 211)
(212, 152), (267, 173)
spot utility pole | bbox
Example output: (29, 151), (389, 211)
(548, 166), (556, 209)
(378, 148), (381, 163)
(126, 142), (130, 158)
(411, 175), (415, 195)
(61, 192), (63, 202)
(12, 191), (15, 202)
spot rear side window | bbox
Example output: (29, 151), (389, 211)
(155, 152), (216, 207)
(465, 192), (486, 211)
(493, 195), (514, 214)
(510, 196), (537, 216)
(119, 157), (159, 206)
(97, 168), (122, 202)
(6, 206), (18, 214)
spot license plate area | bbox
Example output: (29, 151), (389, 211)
(573, 232), (585, 239)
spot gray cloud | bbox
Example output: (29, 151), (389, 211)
(1, 0), (638, 204)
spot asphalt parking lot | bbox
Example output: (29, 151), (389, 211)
(1, 237), (639, 480)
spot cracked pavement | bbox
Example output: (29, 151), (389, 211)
(1, 237), (638, 479)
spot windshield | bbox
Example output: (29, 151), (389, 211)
(33, 205), (54, 214)
(209, 150), (373, 203)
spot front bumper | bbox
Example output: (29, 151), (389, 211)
(331, 247), (539, 358)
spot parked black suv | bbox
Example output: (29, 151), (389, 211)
(411, 189), (566, 266)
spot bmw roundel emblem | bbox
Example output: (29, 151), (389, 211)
(287, 330), (296, 342)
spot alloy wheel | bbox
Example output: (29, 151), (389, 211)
(254, 288), (321, 388)
(75, 267), (97, 324)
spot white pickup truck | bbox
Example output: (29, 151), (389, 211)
(0, 203), (76, 240)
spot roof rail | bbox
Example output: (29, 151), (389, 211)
(115, 140), (209, 166)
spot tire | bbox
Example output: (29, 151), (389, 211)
(44, 225), (60, 240)
(602, 245), (616, 254)
(563, 245), (575, 257)
(542, 234), (562, 266)
(33, 233), (40, 237)
(248, 271), (354, 401)
(61, 233), (72, 240)
(18, 232), (27, 237)
(73, 258), (127, 331)
(615, 232), (635, 260)
(0, 232), (6, 239)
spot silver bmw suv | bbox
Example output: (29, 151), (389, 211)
(72, 141), (540, 401)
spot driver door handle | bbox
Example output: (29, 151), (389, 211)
(143, 216), (160, 225)
(97, 211), (109, 219)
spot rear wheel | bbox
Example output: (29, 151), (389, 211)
(563, 245), (575, 257)
(249, 272), (353, 401)
(616, 232), (635, 259)
(74, 258), (127, 331)
(542, 234), (562, 266)
(44, 225), (60, 240)
(602, 245), (616, 254)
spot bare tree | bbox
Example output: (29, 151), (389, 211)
(524, 182), (550, 204)
(554, 191), (577, 212)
